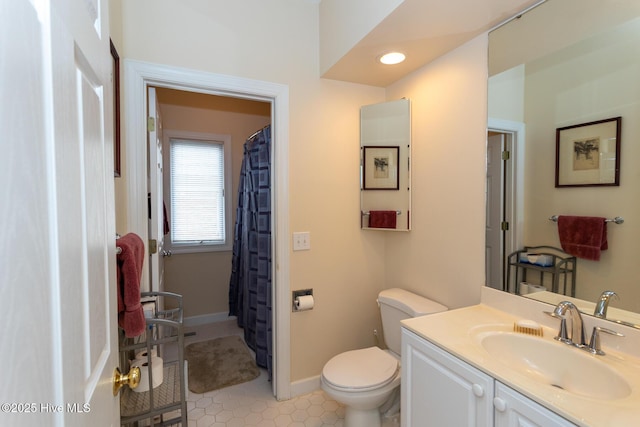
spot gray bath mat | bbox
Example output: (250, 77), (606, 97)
(185, 335), (260, 394)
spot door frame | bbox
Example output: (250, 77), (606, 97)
(486, 133), (506, 290)
(487, 118), (525, 285)
(124, 59), (291, 399)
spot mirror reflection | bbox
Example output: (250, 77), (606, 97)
(487, 0), (640, 325)
(360, 99), (411, 231)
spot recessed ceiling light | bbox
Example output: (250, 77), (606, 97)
(379, 52), (406, 65)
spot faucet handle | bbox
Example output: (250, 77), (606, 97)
(585, 326), (624, 355)
(544, 311), (571, 344)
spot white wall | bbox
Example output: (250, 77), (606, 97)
(118, 0), (389, 382)
(488, 64), (524, 122)
(117, 0), (493, 383)
(109, 0), (128, 234)
(384, 36), (489, 310)
(109, 0), (640, 389)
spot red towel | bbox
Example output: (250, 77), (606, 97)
(557, 216), (608, 261)
(369, 211), (397, 229)
(116, 233), (146, 337)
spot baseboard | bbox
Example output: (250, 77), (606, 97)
(290, 375), (321, 398)
(184, 312), (236, 327)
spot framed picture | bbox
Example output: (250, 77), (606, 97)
(110, 39), (121, 178)
(362, 146), (399, 190)
(555, 117), (621, 187)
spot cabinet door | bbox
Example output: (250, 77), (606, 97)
(494, 382), (576, 427)
(402, 329), (494, 427)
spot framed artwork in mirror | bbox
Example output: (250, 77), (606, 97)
(362, 146), (399, 190)
(110, 39), (121, 178)
(555, 117), (621, 187)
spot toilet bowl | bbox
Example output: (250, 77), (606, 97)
(321, 346), (401, 427)
(321, 288), (447, 427)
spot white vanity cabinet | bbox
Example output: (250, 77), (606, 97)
(402, 328), (494, 426)
(402, 328), (575, 427)
(493, 382), (575, 427)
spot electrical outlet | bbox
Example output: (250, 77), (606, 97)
(292, 232), (311, 251)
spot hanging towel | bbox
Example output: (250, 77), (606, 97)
(557, 215), (608, 261)
(369, 211), (397, 229)
(116, 233), (146, 337)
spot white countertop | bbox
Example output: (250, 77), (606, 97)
(402, 302), (640, 427)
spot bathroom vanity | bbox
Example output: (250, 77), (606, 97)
(400, 288), (640, 427)
(402, 328), (573, 426)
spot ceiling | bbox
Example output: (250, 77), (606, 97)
(321, 0), (542, 87)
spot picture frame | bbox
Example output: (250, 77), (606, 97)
(110, 39), (121, 178)
(555, 117), (621, 187)
(362, 146), (400, 190)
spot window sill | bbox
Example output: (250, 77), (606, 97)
(166, 244), (232, 255)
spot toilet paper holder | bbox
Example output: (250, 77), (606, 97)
(292, 289), (313, 312)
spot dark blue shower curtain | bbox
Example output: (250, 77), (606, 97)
(228, 125), (272, 379)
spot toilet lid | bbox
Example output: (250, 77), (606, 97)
(322, 347), (398, 391)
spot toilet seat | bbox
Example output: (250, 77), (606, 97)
(322, 347), (399, 392)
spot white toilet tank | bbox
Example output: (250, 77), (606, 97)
(378, 288), (447, 355)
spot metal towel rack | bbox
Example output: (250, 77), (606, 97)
(549, 215), (624, 224)
(362, 210), (402, 216)
(116, 233), (122, 254)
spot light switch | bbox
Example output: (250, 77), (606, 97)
(293, 232), (311, 251)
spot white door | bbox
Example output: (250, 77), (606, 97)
(0, 0), (119, 426)
(148, 87), (165, 295)
(486, 134), (505, 291)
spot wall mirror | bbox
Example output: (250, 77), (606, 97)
(487, 0), (640, 327)
(360, 99), (411, 231)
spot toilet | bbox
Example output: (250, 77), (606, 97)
(321, 288), (447, 427)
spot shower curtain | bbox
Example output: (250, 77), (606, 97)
(228, 125), (273, 379)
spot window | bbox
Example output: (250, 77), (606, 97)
(165, 132), (232, 252)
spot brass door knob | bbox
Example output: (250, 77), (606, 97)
(112, 366), (141, 396)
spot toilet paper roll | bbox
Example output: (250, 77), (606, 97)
(295, 295), (314, 311)
(134, 347), (157, 361)
(519, 282), (529, 295)
(142, 301), (156, 319)
(527, 284), (546, 294)
(131, 356), (164, 393)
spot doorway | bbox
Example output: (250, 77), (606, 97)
(486, 119), (525, 292)
(486, 131), (507, 290)
(155, 88), (270, 321)
(124, 60), (291, 400)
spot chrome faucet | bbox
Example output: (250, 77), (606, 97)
(553, 301), (586, 347)
(593, 290), (619, 318)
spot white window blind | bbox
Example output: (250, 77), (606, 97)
(169, 138), (225, 246)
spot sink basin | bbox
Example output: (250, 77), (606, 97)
(478, 332), (631, 400)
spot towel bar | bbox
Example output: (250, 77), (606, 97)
(549, 215), (624, 225)
(362, 210), (401, 216)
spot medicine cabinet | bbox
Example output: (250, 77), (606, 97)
(360, 98), (411, 231)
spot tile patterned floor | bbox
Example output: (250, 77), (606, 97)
(162, 319), (400, 427)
